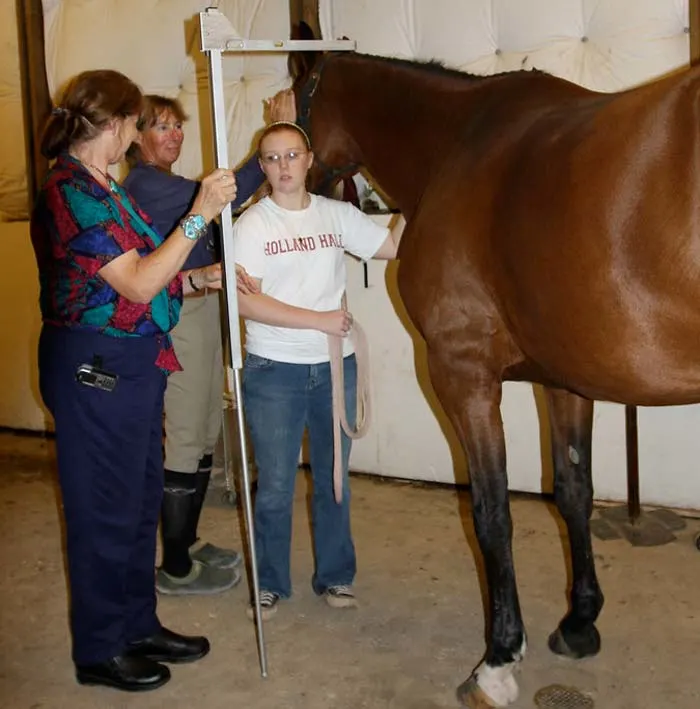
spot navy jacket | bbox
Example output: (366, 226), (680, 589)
(123, 154), (264, 270)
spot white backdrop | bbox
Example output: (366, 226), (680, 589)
(42, 0), (292, 179)
(320, 0), (688, 90)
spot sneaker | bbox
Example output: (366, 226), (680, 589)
(324, 585), (358, 609)
(156, 560), (241, 596)
(245, 590), (280, 621)
(190, 541), (242, 570)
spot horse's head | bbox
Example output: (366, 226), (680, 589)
(288, 22), (360, 196)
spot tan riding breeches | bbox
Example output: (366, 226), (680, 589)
(163, 291), (224, 474)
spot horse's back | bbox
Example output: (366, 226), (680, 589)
(411, 65), (700, 404)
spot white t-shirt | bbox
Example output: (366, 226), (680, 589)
(233, 194), (389, 364)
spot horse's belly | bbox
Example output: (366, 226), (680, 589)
(570, 376), (700, 407)
(517, 323), (700, 406)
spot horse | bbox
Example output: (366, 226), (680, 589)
(289, 29), (700, 709)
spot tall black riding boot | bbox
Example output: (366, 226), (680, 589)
(184, 454), (213, 549)
(156, 468), (241, 596)
(160, 470), (197, 578)
(185, 454), (242, 571)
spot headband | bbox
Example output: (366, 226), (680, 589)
(261, 121), (311, 150)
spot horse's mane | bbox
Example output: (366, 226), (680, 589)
(345, 51), (547, 83)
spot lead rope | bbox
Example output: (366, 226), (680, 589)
(328, 319), (372, 503)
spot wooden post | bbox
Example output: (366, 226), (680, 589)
(625, 405), (641, 523)
(290, 0), (320, 36)
(15, 0), (51, 208)
(691, 0), (700, 66)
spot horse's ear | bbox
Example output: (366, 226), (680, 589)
(288, 21), (319, 85)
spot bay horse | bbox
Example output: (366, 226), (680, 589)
(289, 33), (700, 709)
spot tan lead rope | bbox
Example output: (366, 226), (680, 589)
(328, 319), (372, 503)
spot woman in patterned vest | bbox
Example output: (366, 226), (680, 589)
(30, 69), (236, 693)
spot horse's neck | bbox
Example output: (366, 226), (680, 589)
(329, 57), (464, 215)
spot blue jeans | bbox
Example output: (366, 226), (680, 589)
(243, 352), (357, 598)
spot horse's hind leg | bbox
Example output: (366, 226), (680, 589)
(427, 358), (524, 707)
(545, 387), (604, 658)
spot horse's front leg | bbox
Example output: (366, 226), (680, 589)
(545, 387), (604, 658)
(429, 359), (524, 708)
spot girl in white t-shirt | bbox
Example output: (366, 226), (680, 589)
(233, 122), (405, 619)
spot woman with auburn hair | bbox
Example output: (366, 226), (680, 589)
(31, 69), (236, 692)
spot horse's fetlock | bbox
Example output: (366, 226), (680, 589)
(573, 585), (604, 621)
(550, 621), (601, 659)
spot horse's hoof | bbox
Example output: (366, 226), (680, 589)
(548, 625), (601, 659)
(456, 677), (499, 708)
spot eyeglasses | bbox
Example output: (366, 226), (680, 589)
(260, 150), (308, 166)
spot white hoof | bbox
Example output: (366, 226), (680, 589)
(457, 676), (500, 708)
(475, 663), (519, 706)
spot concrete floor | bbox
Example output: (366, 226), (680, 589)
(1, 431), (700, 709)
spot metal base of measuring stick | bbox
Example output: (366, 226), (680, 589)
(199, 7), (355, 677)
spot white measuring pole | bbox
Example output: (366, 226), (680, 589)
(204, 45), (269, 676)
(199, 7), (355, 678)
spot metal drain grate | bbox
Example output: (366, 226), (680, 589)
(534, 684), (594, 709)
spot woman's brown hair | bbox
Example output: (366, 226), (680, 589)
(40, 69), (143, 160)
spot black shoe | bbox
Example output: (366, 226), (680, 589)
(75, 654), (170, 692)
(126, 626), (210, 664)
